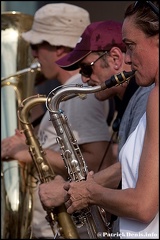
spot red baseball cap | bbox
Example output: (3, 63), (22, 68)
(56, 20), (126, 70)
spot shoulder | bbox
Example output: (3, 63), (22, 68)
(146, 85), (158, 132)
(128, 84), (154, 112)
(146, 85), (158, 113)
(134, 84), (154, 101)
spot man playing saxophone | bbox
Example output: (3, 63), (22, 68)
(1, 3), (116, 239)
(38, 19), (154, 238)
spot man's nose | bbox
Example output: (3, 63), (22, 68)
(81, 75), (90, 83)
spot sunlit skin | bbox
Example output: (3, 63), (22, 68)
(122, 17), (159, 87)
(38, 46), (132, 209)
(1, 43), (78, 177)
(1, 44), (118, 177)
(63, 15), (159, 224)
(80, 48), (131, 101)
(31, 43), (76, 83)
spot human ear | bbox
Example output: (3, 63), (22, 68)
(110, 47), (123, 70)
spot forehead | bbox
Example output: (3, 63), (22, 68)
(122, 18), (133, 38)
(122, 17), (139, 42)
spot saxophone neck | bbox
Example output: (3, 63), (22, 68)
(46, 70), (135, 113)
(18, 94), (46, 124)
(46, 84), (102, 113)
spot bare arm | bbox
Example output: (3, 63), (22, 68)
(65, 87), (158, 223)
(44, 148), (68, 177)
(2, 132), (117, 179)
(45, 139), (118, 177)
(93, 161), (121, 188)
(38, 142), (120, 209)
(1, 129), (68, 177)
(80, 141), (118, 172)
(39, 162), (121, 209)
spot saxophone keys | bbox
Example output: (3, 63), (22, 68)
(41, 163), (49, 172)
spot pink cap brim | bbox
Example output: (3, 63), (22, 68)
(56, 50), (91, 70)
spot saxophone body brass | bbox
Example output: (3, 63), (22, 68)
(46, 71), (135, 239)
(18, 95), (80, 239)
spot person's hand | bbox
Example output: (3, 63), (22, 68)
(38, 175), (67, 208)
(1, 129), (31, 163)
(64, 171), (95, 214)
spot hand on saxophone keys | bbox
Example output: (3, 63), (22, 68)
(63, 171), (95, 214)
(38, 175), (68, 208)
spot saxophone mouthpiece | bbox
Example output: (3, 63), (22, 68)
(101, 70), (135, 89)
(30, 60), (41, 72)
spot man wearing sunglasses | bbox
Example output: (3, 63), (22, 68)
(57, 1), (158, 238)
(38, 20), (154, 237)
(1, 4), (117, 239)
(56, 20), (153, 153)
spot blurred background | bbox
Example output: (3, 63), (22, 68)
(1, 1), (133, 96)
(1, 4), (134, 236)
(1, 1), (133, 21)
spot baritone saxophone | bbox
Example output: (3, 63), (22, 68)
(18, 95), (80, 239)
(46, 71), (135, 239)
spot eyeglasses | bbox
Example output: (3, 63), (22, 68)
(79, 51), (108, 78)
(133, 1), (159, 16)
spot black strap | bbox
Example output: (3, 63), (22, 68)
(107, 98), (116, 126)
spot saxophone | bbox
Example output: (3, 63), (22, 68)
(46, 71), (135, 239)
(18, 95), (80, 239)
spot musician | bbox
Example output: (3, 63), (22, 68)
(1, 3), (116, 239)
(38, 14), (157, 238)
(57, 2), (158, 239)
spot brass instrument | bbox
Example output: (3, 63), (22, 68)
(46, 71), (135, 239)
(1, 12), (40, 239)
(18, 95), (80, 239)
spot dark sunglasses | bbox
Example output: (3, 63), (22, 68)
(79, 51), (108, 78)
(134, 1), (159, 16)
(30, 44), (41, 51)
(30, 41), (50, 51)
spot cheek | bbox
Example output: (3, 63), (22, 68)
(39, 48), (52, 61)
(135, 45), (151, 63)
(137, 50), (152, 73)
(91, 71), (103, 84)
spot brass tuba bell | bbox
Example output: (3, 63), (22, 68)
(1, 11), (40, 239)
